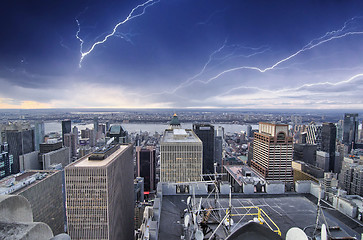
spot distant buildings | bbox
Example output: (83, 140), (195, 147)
(251, 122), (293, 184)
(0, 143), (13, 179)
(5, 129), (35, 174)
(61, 120), (71, 146)
(81, 128), (95, 147)
(107, 125), (128, 144)
(65, 144), (134, 240)
(343, 113), (358, 151)
(34, 121), (45, 151)
(193, 123), (215, 175)
(64, 133), (77, 158)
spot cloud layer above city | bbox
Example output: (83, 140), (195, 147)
(1, 0), (363, 109)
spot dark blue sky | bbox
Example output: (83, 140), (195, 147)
(1, 0), (363, 109)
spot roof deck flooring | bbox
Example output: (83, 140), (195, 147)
(159, 194), (361, 239)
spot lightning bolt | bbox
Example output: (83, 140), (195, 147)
(178, 16), (363, 89)
(76, 0), (159, 67)
(216, 73), (363, 97)
(168, 40), (270, 95)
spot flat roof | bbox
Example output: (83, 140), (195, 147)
(0, 170), (58, 195)
(161, 129), (201, 143)
(73, 145), (128, 168)
(159, 194), (361, 240)
(224, 165), (265, 185)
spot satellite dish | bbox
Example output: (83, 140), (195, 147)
(321, 224), (327, 240)
(195, 230), (204, 240)
(184, 214), (190, 228)
(286, 227), (308, 240)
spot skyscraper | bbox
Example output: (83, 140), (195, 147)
(65, 144), (134, 240)
(160, 128), (202, 183)
(136, 146), (156, 192)
(0, 143), (13, 179)
(6, 129), (35, 174)
(72, 126), (79, 147)
(62, 120), (71, 146)
(321, 122), (336, 172)
(64, 133), (77, 158)
(251, 122), (293, 184)
(34, 121), (45, 151)
(94, 116), (99, 134)
(343, 113), (358, 151)
(306, 123), (322, 150)
(193, 123), (215, 175)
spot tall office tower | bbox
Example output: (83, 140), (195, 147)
(107, 125), (127, 143)
(136, 146), (156, 192)
(160, 128), (202, 182)
(106, 121), (110, 132)
(306, 123), (322, 150)
(34, 121), (45, 151)
(64, 133), (77, 158)
(339, 157), (363, 196)
(293, 143), (317, 165)
(321, 122), (336, 172)
(6, 129), (35, 174)
(72, 126), (79, 147)
(81, 128), (95, 147)
(214, 136), (223, 170)
(336, 120), (344, 142)
(65, 144), (134, 240)
(0, 143), (13, 179)
(246, 125), (252, 138)
(94, 117), (99, 134)
(251, 122), (293, 184)
(62, 120), (71, 146)
(343, 113), (358, 151)
(193, 123), (215, 175)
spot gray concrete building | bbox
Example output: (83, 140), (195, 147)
(65, 144), (134, 240)
(0, 170), (65, 235)
(41, 147), (70, 169)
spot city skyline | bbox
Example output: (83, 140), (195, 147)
(1, 1), (363, 109)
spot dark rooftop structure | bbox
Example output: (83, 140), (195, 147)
(107, 125), (127, 143)
(139, 182), (362, 240)
(169, 114), (181, 127)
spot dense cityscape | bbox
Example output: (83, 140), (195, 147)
(2, 0), (363, 239)
(0, 109), (362, 239)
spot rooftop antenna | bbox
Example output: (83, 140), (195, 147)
(313, 183), (331, 238)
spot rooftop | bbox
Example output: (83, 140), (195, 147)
(159, 194), (360, 239)
(70, 144), (129, 168)
(0, 170), (58, 195)
(224, 165), (265, 185)
(161, 129), (201, 143)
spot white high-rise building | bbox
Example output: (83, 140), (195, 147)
(160, 128), (202, 183)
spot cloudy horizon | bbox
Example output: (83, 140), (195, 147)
(1, 0), (363, 109)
